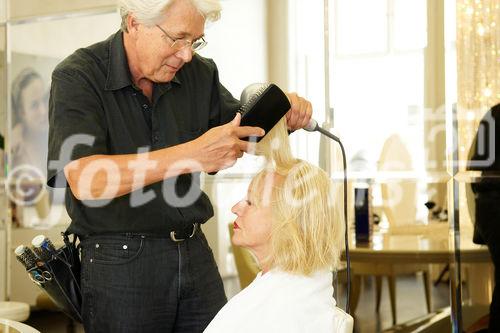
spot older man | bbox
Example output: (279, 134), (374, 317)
(47, 0), (312, 332)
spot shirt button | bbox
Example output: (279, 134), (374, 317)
(142, 104), (148, 109)
(153, 134), (159, 142)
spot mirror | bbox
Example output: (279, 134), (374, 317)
(7, 11), (120, 229)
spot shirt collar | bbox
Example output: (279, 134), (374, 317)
(105, 31), (181, 91)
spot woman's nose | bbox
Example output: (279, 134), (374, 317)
(231, 200), (245, 215)
(231, 203), (240, 215)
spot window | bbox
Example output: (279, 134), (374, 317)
(288, 0), (429, 222)
(335, 0), (426, 172)
(288, 0), (427, 166)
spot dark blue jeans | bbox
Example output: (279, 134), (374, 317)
(79, 230), (227, 333)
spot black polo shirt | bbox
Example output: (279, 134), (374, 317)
(47, 31), (240, 236)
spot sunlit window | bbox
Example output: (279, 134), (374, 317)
(289, 0), (428, 175)
(336, 0), (388, 55)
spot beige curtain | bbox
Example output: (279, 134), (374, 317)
(457, 0), (500, 165)
(457, 1), (500, 226)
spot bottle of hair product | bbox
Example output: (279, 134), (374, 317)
(354, 186), (373, 244)
(14, 245), (38, 270)
(32, 234), (56, 262)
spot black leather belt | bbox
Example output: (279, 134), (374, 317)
(170, 223), (199, 242)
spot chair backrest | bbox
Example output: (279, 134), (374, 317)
(333, 307), (354, 333)
(227, 224), (260, 289)
(0, 318), (41, 333)
(378, 134), (418, 226)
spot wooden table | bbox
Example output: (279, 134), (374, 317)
(343, 223), (492, 323)
(347, 223), (490, 264)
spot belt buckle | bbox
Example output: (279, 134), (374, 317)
(170, 223), (198, 242)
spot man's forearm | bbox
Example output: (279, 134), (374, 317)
(64, 114), (264, 201)
(64, 141), (200, 200)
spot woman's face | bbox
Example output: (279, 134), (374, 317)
(231, 179), (274, 254)
(20, 78), (48, 131)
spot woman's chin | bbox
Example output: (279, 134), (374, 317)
(231, 235), (244, 247)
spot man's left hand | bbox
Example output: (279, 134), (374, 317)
(285, 92), (313, 132)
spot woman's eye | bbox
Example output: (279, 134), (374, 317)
(241, 198), (251, 206)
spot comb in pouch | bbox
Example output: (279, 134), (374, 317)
(238, 83), (291, 142)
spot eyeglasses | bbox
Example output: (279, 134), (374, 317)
(156, 25), (207, 52)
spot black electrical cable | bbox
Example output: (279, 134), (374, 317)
(315, 126), (351, 314)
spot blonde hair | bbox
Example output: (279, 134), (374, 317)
(249, 117), (344, 275)
(118, 0), (222, 32)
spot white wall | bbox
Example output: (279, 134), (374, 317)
(9, 12), (121, 59)
(0, 0), (5, 23)
(9, 0), (116, 21)
(199, 0), (268, 98)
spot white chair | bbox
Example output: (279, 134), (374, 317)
(333, 307), (354, 333)
(0, 318), (40, 333)
(377, 134), (432, 321)
(350, 134), (432, 324)
(0, 301), (30, 322)
(378, 134), (418, 225)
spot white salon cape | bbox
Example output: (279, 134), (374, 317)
(204, 269), (340, 333)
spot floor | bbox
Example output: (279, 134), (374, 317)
(23, 273), (452, 333)
(342, 274), (450, 333)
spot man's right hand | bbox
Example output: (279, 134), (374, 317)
(189, 113), (265, 173)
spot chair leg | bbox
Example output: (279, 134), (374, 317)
(375, 276), (383, 313)
(66, 318), (75, 333)
(388, 276), (397, 325)
(434, 264), (449, 286)
(423, 271), (432, 313)
(349, 275), (362, 314)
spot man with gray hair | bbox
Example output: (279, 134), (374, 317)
(47, 0), (313, 332)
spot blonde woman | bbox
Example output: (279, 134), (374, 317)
(205, 119), (349, 332)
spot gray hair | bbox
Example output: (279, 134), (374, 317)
(118, 0), (222, 32)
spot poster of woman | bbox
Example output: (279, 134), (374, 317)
(9, 66), (51, 227)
